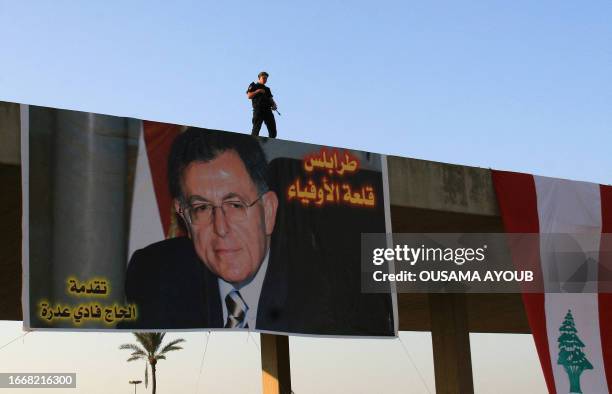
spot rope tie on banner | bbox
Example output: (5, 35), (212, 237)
(397, 335), (433, 394)
(194, 331), (211, 394)
(0, 331), (30, 354)
(247, 329), (260, 352)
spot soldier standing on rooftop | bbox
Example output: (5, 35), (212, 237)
(246, 71), (278, 138)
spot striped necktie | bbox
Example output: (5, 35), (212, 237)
(225, 290), (249, 328)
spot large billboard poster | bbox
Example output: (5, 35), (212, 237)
(22, 105), (397, 336)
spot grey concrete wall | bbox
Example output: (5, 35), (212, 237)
(0, 102), (21, 165)
(387, 156), (499, 216)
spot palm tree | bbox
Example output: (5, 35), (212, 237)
(119, 333), (185, 394)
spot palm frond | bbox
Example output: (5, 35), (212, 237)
(119, 331), (186, 391)
(152, 332), (165, 353)
(119, 343), (144, 352)
(134, 333), (153, 354)
(159, 338), (186, 355)
(134, 332), (166, 355)
(130, 349), (146, 357)
(119, 343), (147, 363)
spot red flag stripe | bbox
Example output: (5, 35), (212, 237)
(491, 170), (557, 394)
(599, 184), (612, 389)
(142, 121), (181, 238)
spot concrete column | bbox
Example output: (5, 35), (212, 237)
(0, 102), (20, 165)
(51, 110), (129, 319)
(261, 334), (292, 394)
(429, 294), (474, 394)
(0, 102), (22, 320)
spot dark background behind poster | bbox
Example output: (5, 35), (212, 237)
(268, 158), (394, 336)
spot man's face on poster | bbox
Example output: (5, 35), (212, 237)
(176, 150), (278, 285)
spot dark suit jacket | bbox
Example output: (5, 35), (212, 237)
(123, 236), (291, 331)
(122, 235), (395, 336)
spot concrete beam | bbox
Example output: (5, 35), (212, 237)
(387, 156), (499, 216)
(397, 293), (530, 333)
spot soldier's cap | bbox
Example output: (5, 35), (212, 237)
(258, 71), (269, 78)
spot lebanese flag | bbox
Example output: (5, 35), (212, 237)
(493, 171), (612, 393)
(127, 121), (182, 259)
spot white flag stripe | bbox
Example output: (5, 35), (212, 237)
(535, 177), (602, 234)
(535, 176), (608, 394)
(127, 127), (164, 261)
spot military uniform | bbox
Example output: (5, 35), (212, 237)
(247, 81), (277, 138)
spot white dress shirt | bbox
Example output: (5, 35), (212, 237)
(218, 249), (270, 329)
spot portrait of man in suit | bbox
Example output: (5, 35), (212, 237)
(123, 127), (395, 336)
(124, 128), (282, 329)
(23, 110), (394, 334)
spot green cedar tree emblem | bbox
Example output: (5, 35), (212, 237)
(557, 309), (593, 393)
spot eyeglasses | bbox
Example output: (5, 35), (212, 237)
(180, 194), (263, 225)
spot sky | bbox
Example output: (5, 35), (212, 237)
(0, 0), (610, 393)
(0, 321), (546, 394)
